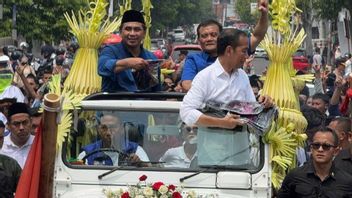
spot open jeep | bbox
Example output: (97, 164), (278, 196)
(54, 93), (272, 197)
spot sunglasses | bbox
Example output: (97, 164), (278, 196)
(21, 62), (28, 65)
(310, 142), (336, 151)
(183, 126), (198, 133)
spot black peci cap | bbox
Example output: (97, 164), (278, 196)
(7, 102), (30, 119)
(121, 10), (145, 25)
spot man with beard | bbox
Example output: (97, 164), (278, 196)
(278, 128), (352, 197)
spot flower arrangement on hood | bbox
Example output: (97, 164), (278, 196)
(103, 175), (197, 198)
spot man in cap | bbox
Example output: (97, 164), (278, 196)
(0, 102), (34, 168)
(98, 10), (160, 92)
(0, 54), (13, 94)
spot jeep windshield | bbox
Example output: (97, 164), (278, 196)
(63, 98), (263, 172)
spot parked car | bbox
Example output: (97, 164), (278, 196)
(172, 28), (186, 41)
(170, 44), (202, 62)
(292, 49), (310, 71)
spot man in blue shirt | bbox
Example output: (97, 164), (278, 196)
(180, 0), (269, 92)
(98, 10), (159, 92)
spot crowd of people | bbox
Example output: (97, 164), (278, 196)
(0, 0), (352, 196)
(0, 39), (78, 197)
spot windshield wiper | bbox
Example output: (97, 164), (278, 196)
(179, 145), (250, 183)
(98, 161), (165, 180)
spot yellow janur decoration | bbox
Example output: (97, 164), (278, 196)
(48, 74), (87, 151)
(64, 0), (119, 94)
(261, 0), (314, 189)
(142, 0), (153, 50)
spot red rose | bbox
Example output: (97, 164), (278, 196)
(168, 184), (176, 191)
(121, 192), (130, 198)
(139, 175), (147, 181)
(152, 181), (164, 190)
(172, 192), (182, 198)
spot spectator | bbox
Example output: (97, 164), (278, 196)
(278, 128), (352, 197)
(0, 103), (34, 168)
(162, 76), (175, 92)
(334, 138), (352, 176)
(173, 50), (188, 82)
(180, 0), (269, 92)
(98, 10), (160, 92)
(299, 85), (310, 106)
(41, 68), (53, 85)
(334, 57), (346, 77)
(312, 47), (322, 71)
(29, 107), (42, 135)
(328, 117), (351, 150)
(311, 93), (340, 118)
(0, 54), (13, 109)
(309, 93), (329, 115)
(15, 64), (41, 107)
(0, 153), (22, 198)
(53, 55), (69, 81)
(335, 46), (341, 59)
(249, 75), (263, 99)
(301, 105), (326, 143)
(344, 53), (352, 76)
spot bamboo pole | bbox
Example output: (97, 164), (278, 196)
(39, 93), (60, 198)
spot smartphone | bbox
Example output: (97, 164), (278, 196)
(146, 59), (165, 64)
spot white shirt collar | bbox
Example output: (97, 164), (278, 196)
(4, 134), (34, 149)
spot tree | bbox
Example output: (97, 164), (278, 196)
(235, 0), (257, 25)
(0, 0), (86, 43)
(296, 0), (314, 57)
(149, 0), (214, 36)
(0, 0), (215, 44)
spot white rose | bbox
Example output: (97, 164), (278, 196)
(187, 190), (197, 198)
(158, 185), (168, 194)
(143, 187), (154, 196)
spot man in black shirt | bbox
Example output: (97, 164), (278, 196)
(278, 128), (352, 197)
(334, 146), (352, 176)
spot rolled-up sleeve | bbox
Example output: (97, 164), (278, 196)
(180, 73), (207, 125)
(98, 46), (118, 77)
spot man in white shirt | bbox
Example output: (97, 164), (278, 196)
(0, 102), (34, 168)
(159, 122), (197, 168)
(180, 29), (272, 128)
(312, 48), (322, 70)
